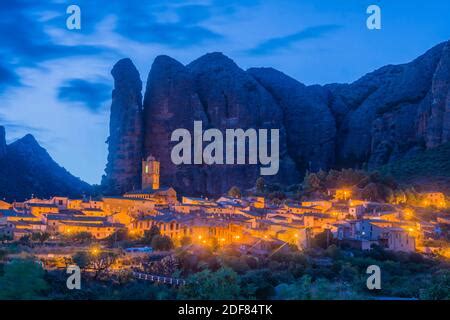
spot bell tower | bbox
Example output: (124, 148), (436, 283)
(142, 155), (160, 190)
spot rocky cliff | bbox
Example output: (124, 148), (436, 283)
(104, 40), (450, 195)
(0, 130), (91, 201)
(102, 58), (144, 194)
(326, 41), (450, 169)
(141, 53), (298, 196)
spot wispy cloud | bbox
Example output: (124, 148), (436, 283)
(246, 24), (342, 55)
(0, 0), (109, 94)
(0, 63), (22, 93)
(57, 79), (111, 113)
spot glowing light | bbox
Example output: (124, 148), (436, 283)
(90, 246), (100, 256)
(404, 208), (413, 218)
(198, 235), (202, 240)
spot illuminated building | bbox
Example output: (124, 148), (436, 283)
(422, 192), (446, 208)
(142, 155), (160, 190)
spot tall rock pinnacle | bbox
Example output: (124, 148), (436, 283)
(102, 58), (143, 194)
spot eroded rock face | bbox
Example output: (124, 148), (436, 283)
(427, 41), (450, 148)
(102, 58), (143, 194)
(142, 53), (299, 196)
(248, 67), (336, 173)
(186, 53), (299, 194)
(142, 55), (209, 196)
(104, 41), (450, 195)
(326, 41), (450, 169)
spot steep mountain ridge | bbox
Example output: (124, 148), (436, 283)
(0, 130), (91, 201)
(103, 40), (450, 195)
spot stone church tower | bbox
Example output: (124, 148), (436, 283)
(142, 156), (160, 190)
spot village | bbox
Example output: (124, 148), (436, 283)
(1, 155), (449, 264)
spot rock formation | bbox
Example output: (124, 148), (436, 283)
(140, 53), (298, 196)
(248, 68), (336, 173)
(103, 40), (450, 195)
(326, 41), (450, 169)
(102, 58), (144, 194)
(142, 55), (209, 196)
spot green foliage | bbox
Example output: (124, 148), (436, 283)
(228, 186), (242, 198)
(106, 228), (131, 245)
(44, 270), (175, 300)
(72, 251), (90, 269)
(0, 249), (7, 261)
(255, 177), (265, 193)
(275, 275), (364, 300)
(311, 230), (335, 249)
(302, 168), (398, 202)
(67, 231), (93, 244)
(419, 270), (450, 300)
(31, 232), (50, 244)
(148, 255), (179, 276)
(178, 267), (241, 300)
(0, 259), (48, 299)
(151, 235), (174, 251)
(180, 236), (192, 247)
(72, 250), (119, 279)
(239, 269), (275, 299)
(379, 142), (450, 188)
(143, 225), (161, 245)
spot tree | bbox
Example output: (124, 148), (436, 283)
(72, 251), (91, 269)
(178, 267), (241, 300)
(419, 270), (450, 300)
(0, 234), (10, 243)
(180, 236), (192, 247)
(255, 177), (265, 194)
(0, 259), (48, 299)
(72, 250), (119, 279)
(143, 225), (161, 244)
(151, 235), (174, 251)
(0, 249), (7, 261)
(69, 231), (93, 244)
(89, 252), (119, 279)
(240, 269), (275, 299)
(149, 255), (179, 276)
(303, 172), (322, 192)
(228, 186), (242, 199)
(31, 232), (50, 244)
(311, 230), (334, 249)
(19, 235), (30, 245)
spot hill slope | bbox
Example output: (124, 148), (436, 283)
(0, 128), (91, 201)
(380, 142), (450, 192)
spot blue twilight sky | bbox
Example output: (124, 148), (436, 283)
(0, 0), (449, 184)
